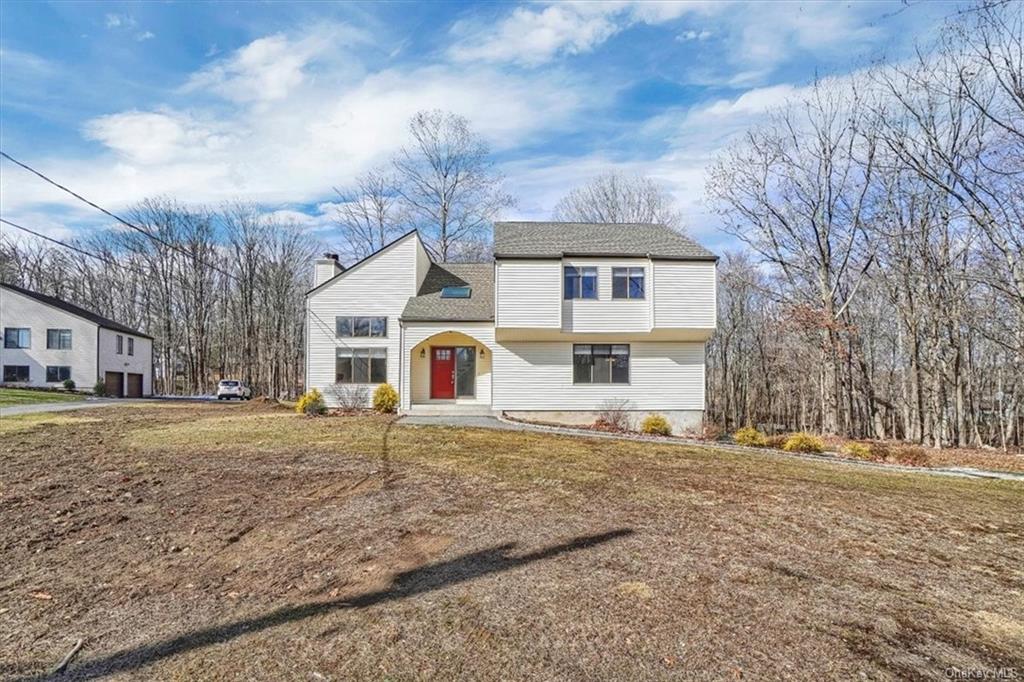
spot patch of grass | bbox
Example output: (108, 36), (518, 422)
(0, 387), (85, 408)
(4, 404), (1023, 681)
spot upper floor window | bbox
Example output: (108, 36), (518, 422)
(47, 329), (73, 350)
(564, 266), (597, 300)
(4, 328), (30, 349)
(612, 267), (645, 299)
(3, 365), (30, 382)
(128, 338), (135, 356)
(336, 316), (387, 338)
(573, 344), (629, 384)
(116, 335), (124, 354)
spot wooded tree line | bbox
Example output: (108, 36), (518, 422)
(705, 1), (1023, 449)
(1, 200), (318, 397)
(1, 2), (1018, 449)
(0, 110), (508, 396)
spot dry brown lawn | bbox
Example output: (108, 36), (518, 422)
(1, 402), (1021, 681)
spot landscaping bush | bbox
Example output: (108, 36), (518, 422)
(701, 422), (723, 442)
(782, 432), (824, 453)
(93, 380), (107, 397)
(842, 442), (874, 461)
(328, 384), (369, 412)
(764, 434), (788, 449)
(641, 414), (672, 436)
(63, 378), (76, 390)
(597, 398), (633, 432)
(592, 417), (621, 432)
(867, 441), (892, 460)
(372, 383), (399, 413)
(733, 426), (767, 447)
(296, 388), (326, 416)
(892, 445), (928, 467)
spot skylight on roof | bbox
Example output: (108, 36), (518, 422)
(440, 286), (471, 299)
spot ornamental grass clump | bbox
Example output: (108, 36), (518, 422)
(782, 432), (824, 453)
(641, 414), (672, 436)
(733, 426), (767, 447)
(296, 389), (326, 416)
(372, 383), (399, 413)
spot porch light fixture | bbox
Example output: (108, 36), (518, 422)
(479, 347), (485, 357)
(420, 348), (426, 359)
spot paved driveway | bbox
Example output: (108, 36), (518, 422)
(0, 399), (143, 418)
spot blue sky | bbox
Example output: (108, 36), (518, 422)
(1, 0), (959, 253)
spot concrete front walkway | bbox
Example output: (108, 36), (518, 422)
(0, 399), (144, 418)
(397, 414), (1024, 482)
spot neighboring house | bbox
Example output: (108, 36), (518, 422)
(305, 222), (717, 431)
(0, 282), (153, 397)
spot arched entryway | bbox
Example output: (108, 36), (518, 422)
(408, 331), (492, 408)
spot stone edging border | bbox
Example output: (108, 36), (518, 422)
(494, 415), (1024, 483)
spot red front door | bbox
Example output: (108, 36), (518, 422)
(430, 347), (455, 399)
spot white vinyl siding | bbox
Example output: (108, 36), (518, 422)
(561, 258), (651, 333)
(306, 232), (420, 408)
(0, 287), (97, 389)
(0, 285), (152, 393)
(97, 328), (153, 395)
(495, 260), (561, 328)
(653, 261), (717, 328)
(492, 340), (705, 411)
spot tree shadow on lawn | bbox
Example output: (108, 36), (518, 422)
(29, 528), (633, 681)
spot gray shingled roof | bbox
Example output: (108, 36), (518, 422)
(401, 263), (494, 321)
(1, 282), (153, 338)
(494, 222), (716, 260)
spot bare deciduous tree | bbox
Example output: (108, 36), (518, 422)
(393, 110), (513, 261)
(552, 171), (685, 230)
(333, 170), (406, 260)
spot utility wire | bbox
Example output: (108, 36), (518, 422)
(0, 150), (239, 282)
(1, 217), (157, 280)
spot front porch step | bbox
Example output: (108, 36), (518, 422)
(404, 404), (496, 416)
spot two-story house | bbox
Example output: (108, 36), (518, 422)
(305, 222), (717, 431)
(0, 282), (154, 397)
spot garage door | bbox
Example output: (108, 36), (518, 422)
(104, 372), (124, 398)
(126, 373), (143, 398)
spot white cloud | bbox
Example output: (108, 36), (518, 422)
(676, 29), (711, 42)
(449, 1), (707, 67)
(83, 109), (234, 165)
(2, 27), (593, 220)
(135, 31), (155, 42)
(183, 24), (368, 103)
(105, 13), (136, 29)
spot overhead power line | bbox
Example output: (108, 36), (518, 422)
(1, 217), (154, 280)
(0, 150), (238, 282)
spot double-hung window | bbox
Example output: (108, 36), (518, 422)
(46, 366), (71, 382)
(564, 266), (598, 299)
(128, 338), (135, 356)
(573, 344), (630, 384)
(47, 329), (73, 349)
(336, 316), (387, 338)
(612, 267), (645, 299)
(4, 328), (30, 349)
(116, 335), (124, 354)
(336, 348), (387, 383)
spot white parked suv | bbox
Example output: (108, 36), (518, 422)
(217, 380), (252, 400)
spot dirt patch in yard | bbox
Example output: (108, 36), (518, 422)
(1, 404), (1022, 680)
